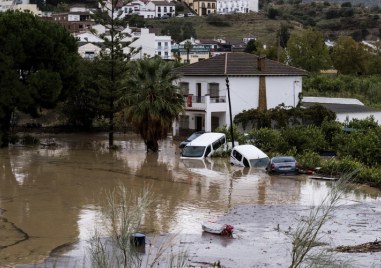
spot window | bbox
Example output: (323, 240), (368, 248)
(204, 145), (211, 157)
(158, 42), (161, 47)
(164, 42), (168, 47)
(233, 150), (242, 161)
(158, 7), (161, 11)
(212, 3), (215, 8)
(207, 3), (211, 8)
(179, 115), (189, 129)
(209, 83), (219, 97)
(243, 158), (250, 167)
(158, 51), (161, 55)
(180, 82), (189, 95)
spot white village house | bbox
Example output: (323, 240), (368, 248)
(75, 25), (171, 61)
(172, 52), (307, 135)
(302, 97), (381, 125)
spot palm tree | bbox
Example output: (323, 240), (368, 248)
(120, 58), (184, 152)
(184, 40), (193, 64)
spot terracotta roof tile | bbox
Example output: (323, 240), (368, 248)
(174, 52), (308, 76)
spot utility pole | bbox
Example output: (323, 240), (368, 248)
(225, 76), (235, 148)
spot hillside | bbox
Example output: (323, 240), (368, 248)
(147, 1), (381, 45)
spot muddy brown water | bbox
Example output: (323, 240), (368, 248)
(1, 133), (381, 267)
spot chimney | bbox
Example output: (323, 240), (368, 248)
(257, 56), (267, 111)
(257, 56), (266, 71)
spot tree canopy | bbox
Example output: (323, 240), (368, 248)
(331, 36), (368, 75)
(287, 28), (331, 72)
(0, 11), (80, 146)
(120, 58), (184, 152)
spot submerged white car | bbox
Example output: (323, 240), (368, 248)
(230, 144), (269, 168)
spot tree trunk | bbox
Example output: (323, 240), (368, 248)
(109, 107), (114, 147)
(146, 140), (158, 152)
(0, 111), (12, 147)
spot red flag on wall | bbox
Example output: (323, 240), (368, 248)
(187, 95), (192, 107)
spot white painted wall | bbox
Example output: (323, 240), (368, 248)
(176, 74), (302, 131)
(336, 112), (381, 124)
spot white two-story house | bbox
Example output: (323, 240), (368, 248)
(173, 52), (307, 134)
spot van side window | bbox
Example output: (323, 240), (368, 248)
(243, 157), (250, 167)
(205, 145), (211, 157)
(233, 150), (242, 161)
(212, 140), (221, 150)
(220, 137), (226, 144)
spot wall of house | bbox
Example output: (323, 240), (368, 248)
(123, 28), (156, 59)
(266, 76), (302, 108)
(336, 112), (381, 125)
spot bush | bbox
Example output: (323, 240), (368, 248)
(333, 127), (381, 166)
(206, 15), (231, 27)
(268, 7), (280, 19)
(281, 125), (327, 153)
(248, 128), (288, 153)
(296, 150), (322, 170)
(21, 135), (39, 145)
(319, 155), (363, 175)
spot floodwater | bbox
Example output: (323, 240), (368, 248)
(0, 133), (381, 267)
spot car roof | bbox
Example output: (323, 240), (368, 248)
(272, 156), (296, 161)
(233, 144), (268, 159)
(185, 132), (225, 147)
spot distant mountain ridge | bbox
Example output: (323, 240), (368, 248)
(302, 0), (381, 7)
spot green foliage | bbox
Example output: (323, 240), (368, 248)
(61, 59), (100, 130)
(320, 155), (363, 175)
(331, 36), (368, 75)
(268, 7), (281, 19)
(175, 2), (185, 12)
(357, 166), (381, 186)
(161, 21), (197, 43)
(214, 124), (246, 145)
(295, 150), (321, 170)
(91, 1), (139, 147)
(234, 105), (335, 131)
(247, 128), (288, 153)
(120, 58), (184, 152)
(347, 116), (379, 130)
(21, 135), (39, 145)
(303, 74), (381, 109)
(320, 119), (342, 149)
(126, 14), (146, 28)
(0, 11), (79, 146)
(244, 39), (257, 53)
(287, 28), (331, 72)
(333, 126), (381, 166)
(206, 15), (231, 27)
(281, 125), (327, 153)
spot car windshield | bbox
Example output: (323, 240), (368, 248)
(273, 157), (295, 163)
(249, 157), (270, 167)
(187, 133), (201, 141)
(181, 146), (206, 157)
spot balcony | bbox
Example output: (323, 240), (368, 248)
(184, 95), (226, 111)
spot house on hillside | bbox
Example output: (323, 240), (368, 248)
(302, 97), (381, 125)
(172, 52), (307, 134)
(121, 25), (172, 60)
(145, 1), (175, 18)
(49, 11), (95, 33)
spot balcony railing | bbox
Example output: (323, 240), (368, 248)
(210, 96), (226, 103)
(184, 95), (226, 110)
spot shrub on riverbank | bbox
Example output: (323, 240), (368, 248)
(226, 116), (381, 188)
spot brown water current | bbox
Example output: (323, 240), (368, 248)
(0, 133), (381, 267)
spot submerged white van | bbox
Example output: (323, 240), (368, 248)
(180, 132), (226, 159)
(230, 144), (270, 168)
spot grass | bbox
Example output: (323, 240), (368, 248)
(148, 13), (289, 46)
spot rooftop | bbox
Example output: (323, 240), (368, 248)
(174, 52), (308, 77)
